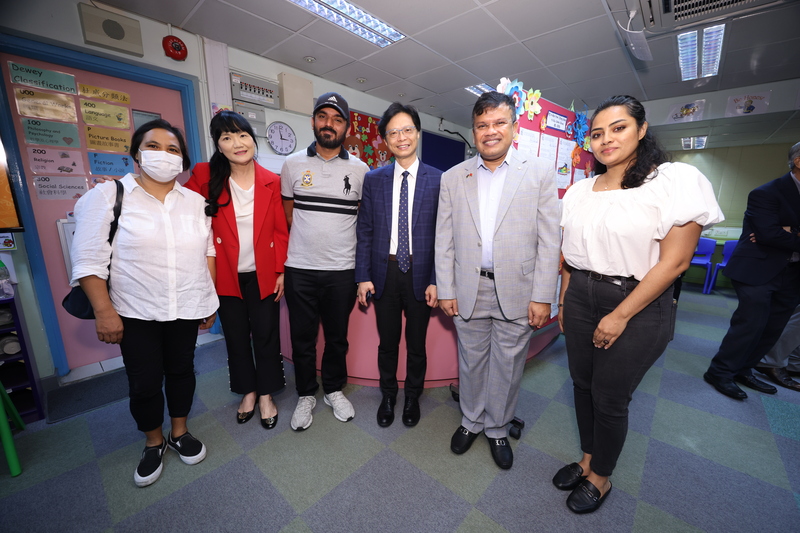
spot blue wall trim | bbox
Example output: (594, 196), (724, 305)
(0, 33), (202, 376)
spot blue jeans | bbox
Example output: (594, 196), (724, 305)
(563, 270), (674, 476)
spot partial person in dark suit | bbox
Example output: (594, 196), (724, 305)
(705, 141), (800, 399)
(356, 103), (442, 428)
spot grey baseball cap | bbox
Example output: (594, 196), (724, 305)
(313, 92), (350, 122)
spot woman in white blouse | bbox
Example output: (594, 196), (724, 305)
(554, 96), (724, 513)
(71, 120), (218, 488)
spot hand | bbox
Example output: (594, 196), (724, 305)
(528, 301), (550, 328)
(94, 308), (123, 344)
(592, 312), (629, 349)
(274, 273), (285, 301)
(425, 285), (438, 308)
(200, 312), (217, 330)
(357, 281), (375, 307)
(440, 299), (459, 317)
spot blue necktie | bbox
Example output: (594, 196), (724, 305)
(397, 171), (410, 273)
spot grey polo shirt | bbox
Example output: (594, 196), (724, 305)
(281, 143), (368, 270)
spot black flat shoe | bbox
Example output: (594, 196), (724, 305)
(450, 425), (480, 454)
(734, 374), (778, 394)
(487, 435), (513, 469)
(567, 479), (612, 514)
(237, 409), (255, 424)
(703, 372), (747, 400)
(402, 397), (420, 427)
(552, 462), (586, 490)
(377, 395), (395, 427)
(261, 414), (278, 430)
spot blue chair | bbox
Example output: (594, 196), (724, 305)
(705, 240), (737, 294)
(690, 237), (716, 293)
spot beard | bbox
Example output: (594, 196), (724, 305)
(314, 125), (346, 150)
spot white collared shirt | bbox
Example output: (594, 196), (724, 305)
(476, 154), (510, 270)
(71, 173), (218, 321)
(229, 177), (256, 273)
(390, 158), (420, 255)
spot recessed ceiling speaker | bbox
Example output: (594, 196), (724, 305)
(78, 3), (144, 57)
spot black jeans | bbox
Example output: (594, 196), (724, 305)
(119, 317), (201, 432)
(218, 271), (285, 396)
(284, 267), (355, 396)
(563, 270), (674, 476)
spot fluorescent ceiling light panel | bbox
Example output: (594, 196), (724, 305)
(681, 136), (707, 150)
(701, 25), (725, 78)
(464, 83), (494, 97)
(287, 0), (404, 48)
(677, 30), (698, 81)
(694, 135), (708, 149)
(682, 137), (693, 150)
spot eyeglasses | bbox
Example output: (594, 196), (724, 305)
(385, 126), (416, 139)
(473, 120), (511, 132)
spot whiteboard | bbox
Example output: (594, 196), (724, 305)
(56, 219), (76, 283)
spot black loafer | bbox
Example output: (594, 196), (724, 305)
(704, 372), (747, 400)
(402, 397), (420, 427)
(734, 374), (777, 394)
(237, 409), (255, 424)
(450, 425), (480, 454)
(487, 436), (513, 469)
(754, 366), (800, 392)
(552, 462), (586, 490)
(567, 479), (612, 514)
(261, 414), (278, 430)
(377, 395), (395, 427)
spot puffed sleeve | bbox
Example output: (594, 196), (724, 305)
(656, 162), (725, 239)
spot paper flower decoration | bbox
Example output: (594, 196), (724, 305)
(540, 116), (547, 131)
(582, 136), (591, 151)
(565, 121), (574, 139)
(571, 144), (582, 167)
(496, 77), (511, 94)
(502, 79), (526, 117)
(573, 111), (589, 148)
(524, 89), (542, 121)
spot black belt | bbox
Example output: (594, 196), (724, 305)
(479, 270), (494, 280)
(388, 254), (412, 262)
(584, 270), (636, 287)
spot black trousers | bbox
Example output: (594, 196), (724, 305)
(284, 267), (355, 396)
(119, 317), (201, 432)
(217, 271), (285, 396)
(374, 261), (431, 399)
(564, 270), (674, 477)
(707, 263), (800, 381)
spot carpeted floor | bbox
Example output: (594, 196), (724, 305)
(46, 369), (128, 423)
(1, 284), (799, 532)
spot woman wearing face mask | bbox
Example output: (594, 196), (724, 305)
(71, 119), (218, 488)
(184, 111), (289, 429)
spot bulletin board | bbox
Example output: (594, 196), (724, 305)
(346, 109), (393, 170)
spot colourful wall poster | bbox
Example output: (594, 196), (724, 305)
(8, 61), (76, 94)
(348, 110), (392, 170)
(666, 99), (705, 123)
(0, 233), (17, 250)
(80, 99), (130, 129)
(14, 87), (77, 122)
(725, 91), (771, 117)
(78, 83), (131, 104)
(84, 126), (130, 153)
(26, 147), (86, 175)
(87, 152), (134, 176)
(32, 175), (88, 200)
(22, 118), (80, 147)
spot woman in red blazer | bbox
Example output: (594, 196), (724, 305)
(185, 111), (289, 429)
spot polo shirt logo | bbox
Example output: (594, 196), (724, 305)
(301, 170), (313, 187)
(343, 174), (352, 194)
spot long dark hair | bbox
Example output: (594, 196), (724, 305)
(205, 111), (258, 216)
(592, 95), (670, 189)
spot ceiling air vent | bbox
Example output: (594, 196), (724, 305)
(638, 0), (784, 30)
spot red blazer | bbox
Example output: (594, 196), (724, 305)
(185, 162), (289, 300)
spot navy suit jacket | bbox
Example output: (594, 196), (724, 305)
(355, 160), (442, 301)
(724, 172), (800, 285)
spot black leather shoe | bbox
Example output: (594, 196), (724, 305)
(402, 397), (420, 427)
(261, 414), (278, 430)
(487, 436), (513, 469)
(552, 462), (586, 490)
(377, 395), (395, 427)
(450, 425), (480, 454)
(567, 479), (612, 514)
(237, 409), (255, 424)
(788, 369), (800, 378)
(755, 366), (800, 392)
(704, 372), (747, 400)
(734, 373), (777, 394)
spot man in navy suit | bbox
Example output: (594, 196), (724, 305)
(705, 141), (800, 399)
(356, 103), (442, 427)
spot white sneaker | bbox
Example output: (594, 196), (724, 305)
(324, 391), (355, 422)
(291, 395), (316, 431)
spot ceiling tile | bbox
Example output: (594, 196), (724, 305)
(299, 20), (381, 59)
(99, 0), (199, 25)
(540, 86), (580, 110)
(266, 35), (354, 76)
(356, 0), (480, 36)
(505, 68), (563, 92)
(361, 40), (448, 79)
(366, 80), (435, 104)
(631, 36), (677, 70)
(407, 64), (481, 94)
(636, 63), (680, 87)
(548, 48), (633, 84)
(440, 88), (483, 107)
(457, 44), (542, 82)
(568, 72), (644, 102)
(322, 62), (401, 92)
(726, 3), (800, 52)
(221, 0), (317, 31)
(722, 40), (800, 76)
(414, 10), (515, 63)
(487, 0), (606, 41)
(523, 17), (619, 67)
(437, 106), (475, 129)
(409, 94), (462, 113)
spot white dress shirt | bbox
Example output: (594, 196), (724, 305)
(476, 154), (509, 270)
(71, 173), (218, 321)
(390, 158), (420, 255)
(229, 177), (256, 273)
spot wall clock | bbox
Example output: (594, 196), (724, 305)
(267, 121), (296, 155)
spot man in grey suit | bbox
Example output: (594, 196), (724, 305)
(435, 91), (560, 469)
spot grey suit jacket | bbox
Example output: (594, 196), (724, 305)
(435, 150), (561, 320)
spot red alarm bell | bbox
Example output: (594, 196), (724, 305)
(162, 35), (188, 61)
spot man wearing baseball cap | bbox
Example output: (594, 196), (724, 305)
(281, 92), (369, 430)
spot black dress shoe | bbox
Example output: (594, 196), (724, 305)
(704, 372), (747, 400)
(755, 366), (800, 392)
(377, 395), (395, 427)
(552, 462), (586, 490)
(261, 414), (278, 430)
(567, 479), (612, 514)
(734, 374), (777, 394)
(487, 436), (513, 469)
(450, 425), (480, 454)
(402, 397), (420, 427)
(788, 369), (800, 378)
(237, 409), (255, 424)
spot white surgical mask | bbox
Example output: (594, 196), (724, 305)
(138, 149), (184, 182)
